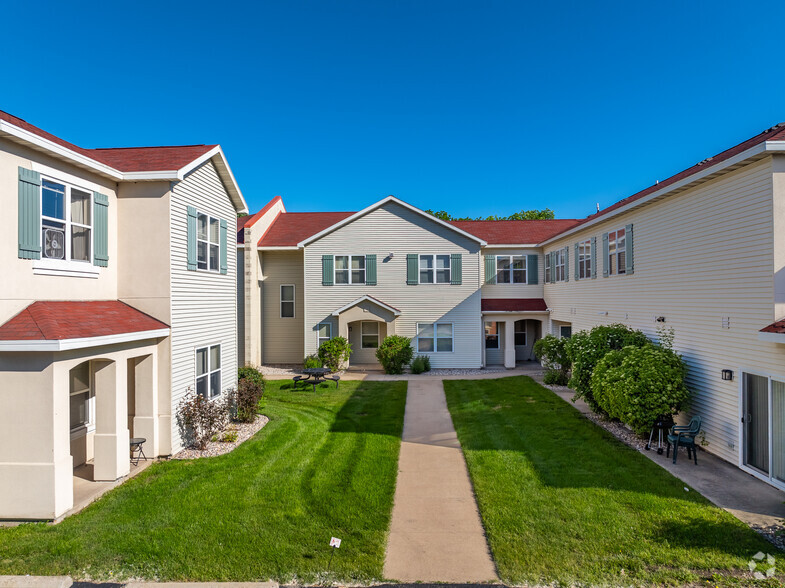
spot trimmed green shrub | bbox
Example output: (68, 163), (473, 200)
(411, 355), (431, 374)
(565, 324), (650, 411)
(543, 369), (569, 386)
(533, 335), (570, 383)
(590, 343), (690, 434)
(318, 336), (351, 372)
(303, 354), (322, 369)
(238, 365), (265, 390)
(376, 335), (414, 374)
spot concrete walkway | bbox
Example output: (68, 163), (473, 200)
(383, 379), (497, 583)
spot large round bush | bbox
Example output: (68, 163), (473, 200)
(590, 344), (690, 434)
(566, 324), (649, 411)
(376, 335), (414, 374)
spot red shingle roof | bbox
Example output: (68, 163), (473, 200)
(237, 196), (283, 244)
(0, 301), (169, 341)
(0, 110), (215, 173)
(258, 212), (356, 247)
(481, 298), (548, 312)
(760, 319), (785, 334)
(449, 219), (583, 244)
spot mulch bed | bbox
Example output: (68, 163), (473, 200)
(172, 415), (269, 459)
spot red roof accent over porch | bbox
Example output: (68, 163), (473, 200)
(0, 301), (169, 341)
(481, 298), (548, 312)
(760, 319), (785, 334)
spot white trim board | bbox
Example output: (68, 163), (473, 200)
(297, 196), (487, 248)
(0, 328), (170, 352)
(332, 295), (402, 317)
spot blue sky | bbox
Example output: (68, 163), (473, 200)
(2, 1), (784, 218)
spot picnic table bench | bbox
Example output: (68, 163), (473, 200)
(293, 368), (340, 392)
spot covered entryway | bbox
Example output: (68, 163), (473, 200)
(331, 295), (400, 368)
(481, 298), (549, 368)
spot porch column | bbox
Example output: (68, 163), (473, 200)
(504, 319), (516, 369)
(132, 354), (159, 458)
(93, 360), (130, 481)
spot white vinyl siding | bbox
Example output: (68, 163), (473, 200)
(544, 157), (781, 465)
(170, 161), (238, 451)
(303, 201), (482, 368)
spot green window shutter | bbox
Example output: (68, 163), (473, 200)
(450, 253), (462, 285)
(18, 167), (41, 259)
(219, 219), (228, 275)
(484, 254), (496, 285)
(186, 206), (198, 271)
(93, 192), (109, 267)
(366, 254), (377, 285)
(407, 254), (418, 285)
(602, 232), (609, 277)
(625, 224), (634, 275)
(564, 247), (569, 282)
(591, 236), (597, 279)
(322, 255), (334, 285)
(574, 243), (580, 280)
(527, 254), (538, 285)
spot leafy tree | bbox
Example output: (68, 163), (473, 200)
(424, 208), (556, 221)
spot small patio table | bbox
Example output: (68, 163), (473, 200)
(130, 437), (147, 466)
(295, 368), (332, 392)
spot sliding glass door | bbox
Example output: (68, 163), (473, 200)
(742, 372), (785, 488)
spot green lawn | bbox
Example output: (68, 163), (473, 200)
(444, 376), (778, 586)
(0, 380), (407, 583)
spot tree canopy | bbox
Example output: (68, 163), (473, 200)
(424, 208), (555, 221)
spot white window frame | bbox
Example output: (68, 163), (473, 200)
(317, 322), (332, 347)
(280, 284), (295, 318)
(608, 228), (627, 276)
(196, 212), (221, 272)
(361, 321), (380, 349)
(514, 323), (527, 347)
(69, 361), (95, 439)
(39, 175), (94, 265)
(495, 255), (526, 284)
(554, 249), (566, 282)
(195, 343), (222, 399)
(485, 321), (500, 349)
(418, 254), (451, 284)
(333, 254), (366, 285)
(416, 322), (454, 353)
(578, 240), (591, 279)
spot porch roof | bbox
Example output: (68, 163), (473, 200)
(331, 295), (401, 317)
(481, 298), (548, 312)
(759, 318), (785, 343)
(0, 301), (170, 351)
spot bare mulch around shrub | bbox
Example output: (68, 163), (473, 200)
(173, 414), (269, 459)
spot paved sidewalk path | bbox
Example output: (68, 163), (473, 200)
(383, 379), (497, 583)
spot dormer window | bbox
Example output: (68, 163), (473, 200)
(41, 179), (92, 262)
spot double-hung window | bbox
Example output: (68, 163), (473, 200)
(281, 285), (295, 318)
(554, 250), (566, 282)
(41, 179), (92, 262)
(515, 323), (527, 346)
(496, 255), (526, 284)
(317, 322), (332, 347)
(335, 255), (365, 284)
(196, 344), (222, 399)
(419, 254), (450, 284)
(578, 240), (591, 279)
(545, 258), (551, 283)
(69, 362), (93, 433)
(608, 228), (626, 275)
(361, 321), (380, 348)
(484, 322), (499, 349)
(416, 322), (453, 352)
(197, 213), (221, 271)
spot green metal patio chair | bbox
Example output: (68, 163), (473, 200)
(666, 416), (702, 465)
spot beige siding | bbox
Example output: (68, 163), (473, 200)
(543, 158), (780, 464)
(261, 250), (304, 364)
(481, 248), (544, 299)
(237, 247), (245, 362)
(170, 161), (238, 451)
(304, 202), (483, 368)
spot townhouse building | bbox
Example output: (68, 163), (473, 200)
(0, 111), (246, 519)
